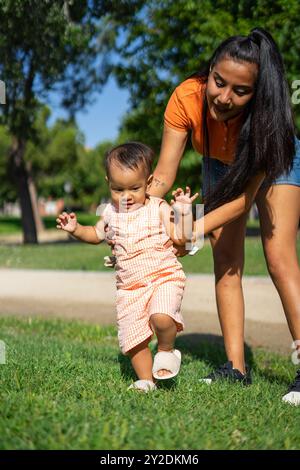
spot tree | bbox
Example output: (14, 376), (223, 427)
(25, 104), (113, 211)
(1, 103), (114, 214)
(0, 0), (142, 243)
(25, 105), (85, 207)
(71, 141), (113, 211)
(0, 125), (14, 207)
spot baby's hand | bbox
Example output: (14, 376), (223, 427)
(171, 187), (199, 215)
(56, 212), (78, 233)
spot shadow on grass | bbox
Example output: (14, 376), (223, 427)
(255, 368), (292, 387)
(175, 333), (254, 370)
(118, 353), (136, 382)
(176, 333), (293, 386)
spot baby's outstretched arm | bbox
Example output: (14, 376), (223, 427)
(56, 211), (105, 244)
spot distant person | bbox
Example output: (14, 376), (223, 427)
(148, 27), (300, 405)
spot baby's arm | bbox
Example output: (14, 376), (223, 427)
(56, 211), (105, 244)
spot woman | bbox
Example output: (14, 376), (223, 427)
(148, 27), (300, 405)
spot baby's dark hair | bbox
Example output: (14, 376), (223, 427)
(105, 142), (155, 178)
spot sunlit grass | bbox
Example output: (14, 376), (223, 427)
(0, 316), (299, 450)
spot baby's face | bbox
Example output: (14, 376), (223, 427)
(107, 162), (150, 212)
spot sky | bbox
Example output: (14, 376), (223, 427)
(48, 77), (130, 149)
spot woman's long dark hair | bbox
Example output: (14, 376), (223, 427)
(196, 27), (295, 213)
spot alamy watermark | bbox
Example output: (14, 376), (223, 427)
(291, 340), (300, 365)
(0, 340), (6, 364)
(0, 80), (5, 104)
(292, 80), (300, 105)
(96, 202), (205, 253)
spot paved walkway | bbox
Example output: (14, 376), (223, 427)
(0, 268), (292, 354)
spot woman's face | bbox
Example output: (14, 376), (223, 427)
(206, 57), (258, 122)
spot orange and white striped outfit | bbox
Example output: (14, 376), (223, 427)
(102, 196), (186, 354)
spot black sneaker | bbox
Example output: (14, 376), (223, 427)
(199, 361), (252, 386)
(282, 369), (300, 406)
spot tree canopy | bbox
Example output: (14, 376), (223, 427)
(0, 0), (140, 242)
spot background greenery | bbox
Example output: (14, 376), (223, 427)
(0, 214), (298, 275)
(1, 234), (299, 278)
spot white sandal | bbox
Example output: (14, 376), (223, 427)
(152, 349), (181, 380)
(127, 380), (157, 393)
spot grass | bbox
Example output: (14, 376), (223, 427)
(0, 214), (261, 235)
(0, 316), (299, 450)
(0, 215), (299, 275)
(0, 237), (299, 275)
(0, 214), (98, 234)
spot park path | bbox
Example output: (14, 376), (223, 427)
(0, 268), (293, 355)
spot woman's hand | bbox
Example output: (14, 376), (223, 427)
(163, 239), (189, 257)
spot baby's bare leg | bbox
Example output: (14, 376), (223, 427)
(128, 338), (153, 381)
(150, 313), (177, 377)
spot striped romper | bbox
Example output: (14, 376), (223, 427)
(102, 196), (186, 354)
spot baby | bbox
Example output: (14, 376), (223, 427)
(56, 142), (198, 392)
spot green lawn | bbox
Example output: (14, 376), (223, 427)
(0, 214), (98, 234)
(0, 237), (298, 275)
(0, 214), (261, 234)
(0, 215), (299, 275)
(0, 316), (299, 450)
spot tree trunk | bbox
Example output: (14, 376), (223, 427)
(9, 137), (38, 244)
(27, 161), (45, 234)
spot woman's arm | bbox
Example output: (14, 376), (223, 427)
(194, 172), (265, 237)
(148, 125), (188, 198)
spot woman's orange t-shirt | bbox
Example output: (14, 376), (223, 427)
(164, 77), (244, 164)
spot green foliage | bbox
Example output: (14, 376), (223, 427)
(0, 0), (119, 138)
(0, 105), (113, 210)
(71, 141), (112, 209)
(25, 109), (112, 209)
(28, 110), (83, 199)
(0, 0), (142, 233)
